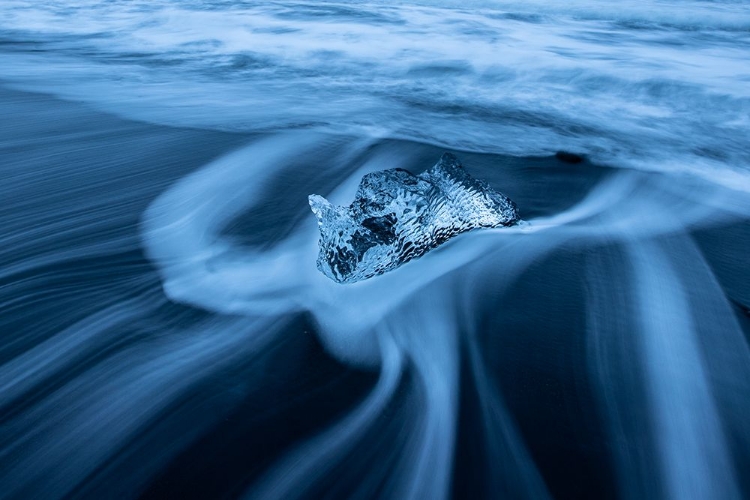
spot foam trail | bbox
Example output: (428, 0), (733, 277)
(385, 291), (460, 500)
(248, 290), (461, 500)
(458, 283), (551, 498)
(0, 292), (161, 406)
(0, 313), (284, 499)
(246, 331), (403, 500)
(464, 334), (552, 498)
(628, 240), (739, 500)
(584, 246), (659, 499)
(670, 240), (750, 451)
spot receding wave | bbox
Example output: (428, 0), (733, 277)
(1, 1), (750, 184)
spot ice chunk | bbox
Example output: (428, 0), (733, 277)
(309, 153), (520, 283)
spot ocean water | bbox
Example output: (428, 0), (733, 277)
(1, 1), (750, 499)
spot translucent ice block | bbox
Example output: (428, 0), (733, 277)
(309, 153), (520, 283)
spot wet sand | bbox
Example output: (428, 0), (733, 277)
(1, 86), (749, 499)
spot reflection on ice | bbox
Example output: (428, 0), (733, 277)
(309, 153), (519, 283)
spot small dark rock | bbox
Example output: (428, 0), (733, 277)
(555, 151), (584, 164)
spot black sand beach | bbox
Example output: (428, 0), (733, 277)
(2, 86), (750, 499)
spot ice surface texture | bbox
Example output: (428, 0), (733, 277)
(309, 153), (520, 283)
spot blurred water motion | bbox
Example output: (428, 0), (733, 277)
(1, 1), (750, 499)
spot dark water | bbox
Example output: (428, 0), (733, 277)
(2, 2), (750, 499)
